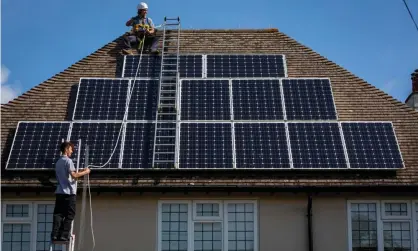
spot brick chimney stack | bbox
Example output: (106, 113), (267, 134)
(412, 69), (418, 93)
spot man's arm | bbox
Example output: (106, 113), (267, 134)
(126, 17), (134, 27)
(70, 168), (90, 179)
(147, 18), (155, 34)
(69, 161), (90, 178)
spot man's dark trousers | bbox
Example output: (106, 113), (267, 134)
(51, 194), (76, 240)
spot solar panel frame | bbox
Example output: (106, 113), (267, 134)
(120, 121), (156, 169)
(68, 121), (124, 169)
(233, 122), (291, 169)
(281, 77), (339, 121)
(339, 121), (405, 170)
(231, 79), (284, 121)
(122, 54), (205, 78)
(5, 121), (71, 170)
(72, 77), (131, 121)
(122, 55), (162, 78)
(287, 121), (349, 169)
(179, 79), (232, 121)
(205, 54), (287, 78)
(177, 122), (234, 169)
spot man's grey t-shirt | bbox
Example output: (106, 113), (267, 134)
(55, 155), (76, 195)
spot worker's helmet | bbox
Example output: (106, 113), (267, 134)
(137, 2), (148, 10)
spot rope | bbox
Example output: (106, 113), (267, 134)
(80, 30), (149, 251)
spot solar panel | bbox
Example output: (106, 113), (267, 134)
(341, 122), (404, 169)
(234, 123), (290, 168)
(288, 122), (347, 169)
(122, 55), (161, 78)
(6, 122), (70, 169)
(206, 54), (286, 78)
(232, 79), (284, 120)
(69, 122), (123, 169)
(282, 78), (337, 120)
(126, 79), (159, 120)
(179, 123), (233, 168)
(73, 78), (130, 121)
(121, 122), (155, 168)
(180, 80), (230, 120)
(122, 55), (203, 78)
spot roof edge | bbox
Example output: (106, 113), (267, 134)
(0, 36), (123, 110)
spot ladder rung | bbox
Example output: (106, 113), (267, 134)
(162, 69), (178, 72)
(155, 144), (176, 146)
(154, 152), (175, 154)
(157, 136), (176, 138)
(162, 63), (177, 66)
(156, 127), (176, 130)
(153, 160), (175, 163)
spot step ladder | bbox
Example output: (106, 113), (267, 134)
(152, 16), (181, 169)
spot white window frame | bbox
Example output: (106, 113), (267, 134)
(347, 200), (418, 251)
(192, 200), (223, 221)
(380, 200), (411, 220)
(1, 200), (56, 251)
(157, 199), (258, 251)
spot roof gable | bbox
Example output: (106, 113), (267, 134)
(2, 29), (418, 190)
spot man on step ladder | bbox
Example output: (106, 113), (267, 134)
(50, 141), (90, 247)
(122, 2), (160, 55)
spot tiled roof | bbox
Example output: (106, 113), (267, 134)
(2, 29), (418, 191)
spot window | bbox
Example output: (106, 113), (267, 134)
(1, 202), (62, 251)
(348, 200), (418, 251)
(158, 200), (258, 251)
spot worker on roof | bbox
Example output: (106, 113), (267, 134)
(51, 141), (90, 243)
(122, 2), (159, 55)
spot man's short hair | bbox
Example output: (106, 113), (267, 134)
(60, 141), (74, 153)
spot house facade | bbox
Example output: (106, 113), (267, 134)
(2, 28), (418, 251)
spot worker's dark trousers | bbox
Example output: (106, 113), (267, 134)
(51, 194), (76, 240)
(123, 34), (159, 51)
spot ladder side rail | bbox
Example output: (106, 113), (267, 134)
(152, 18), (168, 167)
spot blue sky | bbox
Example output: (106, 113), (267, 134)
(1, 0), (418, 104)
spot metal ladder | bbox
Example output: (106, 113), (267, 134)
(152, 16), (181, 168)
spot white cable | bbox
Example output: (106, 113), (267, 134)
(85, 31), (147, 169)
(83, 31), (149, 251)
(87, 174), (95, 251)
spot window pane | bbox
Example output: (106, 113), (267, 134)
(2, 224), (31, 251)
(194, 222), (222, 251)
(227, 203), (255, 251)
(350, 203), (377, 251)
(383, 222), (411, 251)
(196, 203), (220, 217)
(384, 203), (408, 217)
(36, 204), (62, 251)
(161, 203), (188, 251)
(5, 205), (29, 218)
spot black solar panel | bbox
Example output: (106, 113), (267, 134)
(73, 78), (130, 121)
(123, 55), (161, 78)
(282, 79), (337, 120)
(126, 79), (159, 120)
(232, 79), (284, 120)
(206, 54), (286, 78)
(179, 123), (233, 168)
(6, 122), (70, 169)
(180, 80), (230, 120)
(288, 122), (347, 169)
(69, 122), (123, 169)
(234, 123), (290, 168)
(121, 122), (155, 168)
(341, 122), (404, 169)
(123, 55), (203, 78)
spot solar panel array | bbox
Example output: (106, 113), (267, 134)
(5, 53), (405, 170)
